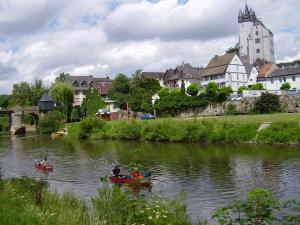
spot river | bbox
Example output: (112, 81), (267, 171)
(0, 134), (300, 222)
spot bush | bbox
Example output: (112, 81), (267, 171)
(0, 116), (9, 132)
(254, 92), (281, 114)
(78, 116), (106, 138)
(280, 82), (291, 90)
(187, 83), (199, 96)
(38, 110), (65, 133)
(24, 114), (35, 125)
(238, 85), (248, 94)
(251, 83), (264, 90)
(71, 107), (80, 122)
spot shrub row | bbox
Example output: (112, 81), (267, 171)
(69, 117), (259, 143)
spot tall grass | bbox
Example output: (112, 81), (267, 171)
(69, 118), (260, 144)
(257, 121), (300, 144)
(0, 178), (192, 225)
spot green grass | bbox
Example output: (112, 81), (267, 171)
(193, 113), (300, 124)
(68, 114), (300, 144)
(0, 177), (193, 225)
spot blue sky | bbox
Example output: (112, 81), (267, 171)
(0, 0), (299, 93)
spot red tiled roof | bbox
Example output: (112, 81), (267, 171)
(258, 63), (273, 77)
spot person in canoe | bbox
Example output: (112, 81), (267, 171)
(39, 158), (48, 166)
(112, 165), (121, 177)
(131, 167), (141, 178)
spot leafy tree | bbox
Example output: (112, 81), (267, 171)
(11, 82), (32, 106)
(217, 87), (233, 102)
(226, 47), (239, 54)
(158, 88), (169, 98)
(71, 107), (80, 122)
(38, 110), (65, 133)
(108, 74), (131, 109)
(170, 88), (181, 96)
(0, 95), (10, 108)
(82, 86), (106, 116)
(251, 83), (264, 90)
(238, 86), (248, 94)
(180, 80), (185, 95)
(254, 92), (281, 114)
(30, 79), (46, 106)
(280, 82), (291, 90)
(50, 82), (74, 122)
(55, 72), (69, 83)
(205, 82), (219, 100)
(187, 83), (199, 96)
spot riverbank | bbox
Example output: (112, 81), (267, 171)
(68, 114), (300, 144)
(0, 177), (193, 225)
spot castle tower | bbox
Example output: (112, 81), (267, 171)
(238, 4), (275, 64)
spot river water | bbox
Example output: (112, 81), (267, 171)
(1, 134), (300, 222)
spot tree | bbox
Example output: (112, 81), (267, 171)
(254, 92), (281, 114)
(251, 83), (264, 90)
(108, 74), (131, 109)
(55, 72), (69, 83)
(39, 110), (65, 133)
(30, 79), (46, 106)
(11, 82), (32, 106)
(158, 88), (169, 98)
(226, 47), (239, 54)
(180, 80), (185, 95)
(82, 86), (106, 116)
(50, 82), (74, 122)
(238, 86), (248, 94)
(0, 95), (10, 108)
(217, 87), (233, 102)
(71, 107), (80, 122)
(205, 81), (219, 100)
(280, 82), (291, 90)
(187, 83), (199, 96)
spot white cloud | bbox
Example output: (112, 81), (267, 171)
(0, 0), (299, 94)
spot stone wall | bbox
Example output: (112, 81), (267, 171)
(180, 93), (300, 117)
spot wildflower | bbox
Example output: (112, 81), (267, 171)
(163, 215), (167, 218)
(140, 210), (144, 213)
(146, 207), (150, 210)
(148, 216), (153, 220)
(50, 213), (55, 216)
(156, 211), (160, 214)
(155, 205), (160, 208)
(156, 214), (160, 219)
(20, 195), (24, 198)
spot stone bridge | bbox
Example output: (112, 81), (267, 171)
(0, 106), (41, 135)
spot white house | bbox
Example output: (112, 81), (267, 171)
(258, 65), (300, 91)
(238, 4), (275, 64)
(244, 64), (259, 86)
(201, 53), (249, 92)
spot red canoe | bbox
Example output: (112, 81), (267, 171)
(35, 164), (53, 172)
(110, 172), (152, 185)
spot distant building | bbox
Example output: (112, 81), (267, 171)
(201, 53), (249, 91)
(238, 4), (275, 64)
(65, 75), (112, 106)
(65, 75), (94, 106)
(163, 63), (204, 89)
(91, 77), (113, 98)
(141, 72), (165, 87)
(258, 65), (300, 91)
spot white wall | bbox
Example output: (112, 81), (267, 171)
(262, 74), (300, 91)
(247, 67), (258, 86)
(239, 21), (253, 56)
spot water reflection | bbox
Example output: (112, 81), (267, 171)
(0, 135), (300, 222)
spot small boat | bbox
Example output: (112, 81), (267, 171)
(51, 132), (65, 139)
(110, 172), (152, 184)
(35, 164), (53, 172)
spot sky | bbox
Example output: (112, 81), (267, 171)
(0, 0), (299, 94)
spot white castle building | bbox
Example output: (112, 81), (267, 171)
(238, 4), (275, 64)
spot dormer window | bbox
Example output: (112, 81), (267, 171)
(81, 81), (87, 86)
(73, 81), (79, 87)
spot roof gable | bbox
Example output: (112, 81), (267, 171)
(202, 53), (236, 76)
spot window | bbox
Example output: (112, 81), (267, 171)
(236, 65), (239, 71)
(292, 76), (296, 81)
(237, 74), (239, 80)
(279, 78), (282, 83)
(283, 77), (286, 82)
(255, 38), (260, 43)
(256, 49), (260, 53)
(271, 78), (274, 84)
(256, 31), (259, 35)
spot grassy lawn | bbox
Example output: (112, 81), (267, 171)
(190, 113), (300, 124)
